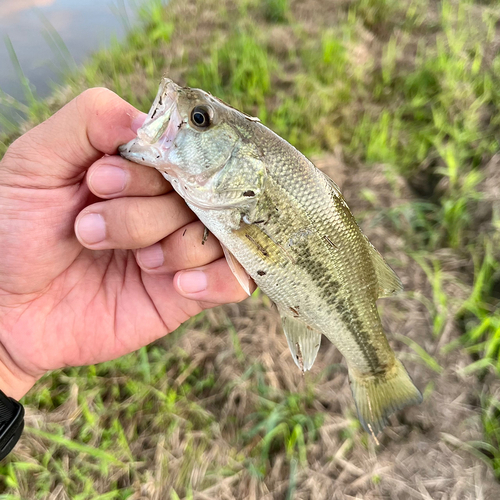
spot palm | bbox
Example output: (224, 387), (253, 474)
(0, 180), (199, 377)
(12, 251), (202, 372)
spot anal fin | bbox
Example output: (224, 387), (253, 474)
(281, 315), (322, 372)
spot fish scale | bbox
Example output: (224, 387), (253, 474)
(119, 77), (423, 437)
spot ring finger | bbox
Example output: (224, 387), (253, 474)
(136, 221), (224, 273)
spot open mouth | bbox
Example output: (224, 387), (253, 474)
(119, 78), (183, 165)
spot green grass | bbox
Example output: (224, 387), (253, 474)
(186, 29), (275, 111)
(1, 0), (500, 494)
(479, 396), (500, 480)
(243, 380), (323, 475)
(262, 0), (290, 23)
(0, 326), (220, 498)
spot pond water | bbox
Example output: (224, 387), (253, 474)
(0, 0), (147, 116)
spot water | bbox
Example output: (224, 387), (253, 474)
(0, 0), (146, 120)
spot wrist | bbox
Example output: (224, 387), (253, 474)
(0, 345), (36, 401)
(0, 369), (35, 401)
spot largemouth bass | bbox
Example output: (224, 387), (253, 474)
(119, 78), (422, 436)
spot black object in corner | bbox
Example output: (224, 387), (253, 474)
(0, 389), (24, 460)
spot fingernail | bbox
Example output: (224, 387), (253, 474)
(131, 112), (147, 133)
(89, 166), (127, 195)
(177, 270), (208, 294)
(138, 243), (164, 269)
(76, 213), (106, 245)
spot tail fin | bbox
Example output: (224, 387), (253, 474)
(349, 359), (423, 437)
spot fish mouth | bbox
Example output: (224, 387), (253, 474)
(119, 78), (183, 166)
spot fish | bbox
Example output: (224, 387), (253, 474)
(119, 78), (423, 437)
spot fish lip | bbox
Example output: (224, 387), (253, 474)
(119, 78), (182, 166)
(118, 139), (162, 165)
(139, 78), (180, 144)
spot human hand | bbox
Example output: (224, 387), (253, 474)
(0, 88), (252, 399)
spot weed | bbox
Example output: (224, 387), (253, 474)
(478, 396), (500, 480)
(187, 29), (274, 110)
(263, 0), (290, 23)
(244, 388), (323, 475)
(443, 395), (500, 481)
(453, 240), (500, 374)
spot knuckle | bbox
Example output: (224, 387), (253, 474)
(0, 136), (41, 181)
(77, 87), (114, 110)
(1, 141), (25, 167)
(179, 222), (221, 269)
(184, 245), (203, 269)
(124, 200), (149, 246)
(75, 88), (122, 133)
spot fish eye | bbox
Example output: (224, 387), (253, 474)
(191, 106), (211, 128)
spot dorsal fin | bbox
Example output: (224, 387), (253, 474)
(365, 239), (403, 297)
(321, 170), (402, 298)
(321, 170), (344, 199)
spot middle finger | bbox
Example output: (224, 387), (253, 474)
(75, 192), (196, 250)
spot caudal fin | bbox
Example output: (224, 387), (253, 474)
(349, 359), (423, 437)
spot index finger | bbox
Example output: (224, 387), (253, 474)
(0, 88), (144, 188)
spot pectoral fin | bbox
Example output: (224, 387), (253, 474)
(281, 315), (322, 372)
(221, 244), (252, 296)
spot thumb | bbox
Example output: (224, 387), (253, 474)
(0, 88), (144, 188)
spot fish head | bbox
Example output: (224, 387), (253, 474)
(119, 78), (259, 208)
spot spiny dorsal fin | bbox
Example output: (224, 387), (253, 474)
(321, 170), (344, 200)
(281, 314), (322, 372)
(365, 239), (403, 298)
